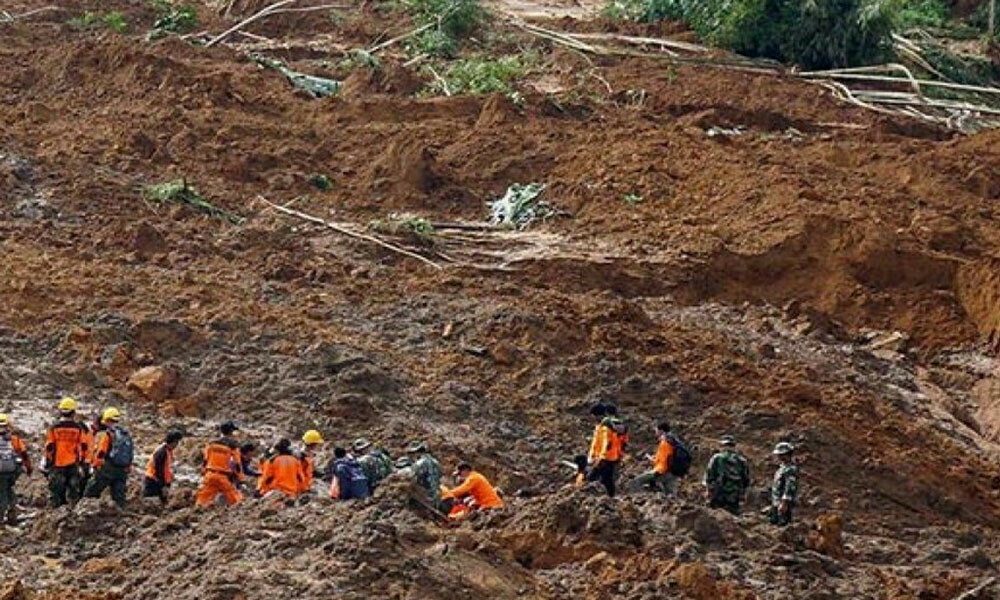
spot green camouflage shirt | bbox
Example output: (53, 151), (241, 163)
(358, 448), (394, 487)
(704, 449), (750, 497)
(409, 453), (442, 502)
(771, 462), (799, 506)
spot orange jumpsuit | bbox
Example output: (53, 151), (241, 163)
(259, 454), (304, 497)
(441, 471), (503, 509)
(195, 438), (243, 506)
(299, 453), (315, 493)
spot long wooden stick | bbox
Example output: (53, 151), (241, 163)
(1, 5), (58, 22)
(367, 21), (435, 53)
(567, 32), (709, 54)
(206, 0), (296, 47)
(258, 197), (443, 270)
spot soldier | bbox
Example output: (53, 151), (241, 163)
(405, 440), (443, 510)
(703, 435), (751, 515)
(769, 442), (799, 526)
(352, 437), (394, 495)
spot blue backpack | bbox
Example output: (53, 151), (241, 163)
(335, 459), (370, 500)
(107, 427), (135, 468)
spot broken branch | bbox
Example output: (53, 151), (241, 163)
(206, 0), (296, 47)
(258, 197), (443, 270)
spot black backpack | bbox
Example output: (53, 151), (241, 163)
(0, 435), (19, 474)
(666, 433), (692, 477)
(106, 427), (135, 468)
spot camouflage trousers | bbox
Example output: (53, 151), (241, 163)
(48, 465), (82, 508)
(0, 470), (20, 523)
(710, 491), (742, 515)
(769, 504), (793, 526)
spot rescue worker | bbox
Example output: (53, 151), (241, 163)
(586, 403), (623, 497)
(769, 442), (799, 526)
(195, 421), (244, 507)
(44, 397), (89, 507)
(328, 446), (370, 500)
(703, 435), (751, 516)
(441, 463), (503, 520)
(144, 431), (183, 504)
(258, 438), (304, 499)
(352, 437), (393, 495)
(85, 407), (134, 508)
(0, 413), (32, 525)
(240, 442), (261, 479)
(298, 430), (324, 494)
(629, 422), (675, 495)
(405, 441), (443, 509)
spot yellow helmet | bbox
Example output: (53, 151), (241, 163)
(302, 430), (324, 445)
(58, 397), (78, 412)
(101, 407), (122, 424)
(0, 414), (9, 427)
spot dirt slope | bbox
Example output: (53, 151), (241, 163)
(2, 0), (1000, 599)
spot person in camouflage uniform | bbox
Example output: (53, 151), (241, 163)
(352, 437), (394, 495)
(404, 441), (443, 510)
(703, 435), (751, 515)
(769, 442), (799, 526)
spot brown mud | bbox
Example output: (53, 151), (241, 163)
(2, 0), (1000, 598)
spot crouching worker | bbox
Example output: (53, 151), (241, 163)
(0, 413), (32, 525)
(195, 421), (243, 507)
(441, 463), (503, 521)
(329, 447), (370, 500)
(144, 431), (183, 504)
(259, 438), (304, 499)
(85, 408), (134, 509)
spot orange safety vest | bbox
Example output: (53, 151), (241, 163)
(45, 421), (85, 468)
(204, 440), (243, 480)
(145, 444), (174, 485)
(652, 439), (673, 474)
(299, 454), (315, 492)
(260, 454), (303, 497)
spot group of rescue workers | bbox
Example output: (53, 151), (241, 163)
(0, 397), (798, 527)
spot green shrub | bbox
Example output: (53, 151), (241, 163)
(429, 54), (529, 95)
(152, 5), (198, 34)
(896, 0), (949, 29)
(69, 10), (129, 32)
(610, 0), (897, 69)
(403, 0), (486, 57)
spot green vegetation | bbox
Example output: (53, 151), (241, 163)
(403, 0), (487, 57)
(895, 0), (949, 29)
(623, 192), (643, 206)
(69, 11), (129, 33)
(427, 54), (530, 95)
(149, 4), (198, 38)
(602, 0), (899, 68)
(146, 180), (244, 224)
(489, 183), (554, 229)
(308, 174), (333, 191)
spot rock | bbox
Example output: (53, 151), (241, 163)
(127, 365), (178, 403)
(0, 580), (25, 600)
(806, 512), (845, 558)
(584, 551), (610, 573)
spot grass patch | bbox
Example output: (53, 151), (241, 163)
(145, 179), (244, 225)
(623, 192), (643, 206)
(148, 4), (198, 39)
(69, 11), (129, 33)
(427, 54), (531, 95)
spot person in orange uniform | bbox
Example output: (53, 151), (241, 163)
(586, 403), (623, 497)
(0, 413), (32, 525)
(441, 463), (503, 520)
(298, 430), (324, 494)
(629, 422), (676, 495)
(258, 438), (304, 499)
(144, 431), (183, 504)
(44, 397), (89, 507)
(195, 421), (244, 507)
(85, 407), (133, 508)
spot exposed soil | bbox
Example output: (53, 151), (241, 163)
(2, 0), (1000, 599)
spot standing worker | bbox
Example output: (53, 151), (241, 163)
(629, 422), (674, 495)
(703, 435), (751, 516)
(195, 421), (244, 507)
(144, 431), (183, 504)
(586, 403), (623, 497)
(85, 408), (134, 508)
(769, 442), (799, 526)
(77, 411), (98, 499)
(0, 413), (32, 525)
(298, 430), (324, 494)
(44, 397), (89, 508)
(258, 438), (304, 499)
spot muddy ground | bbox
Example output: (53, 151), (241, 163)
(2, 0), (1000, 598)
